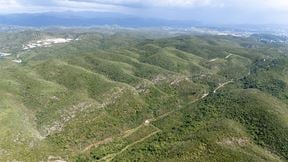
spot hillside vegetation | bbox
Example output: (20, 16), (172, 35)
(0, 29), (287, 162)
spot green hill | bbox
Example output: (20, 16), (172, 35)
(0, 29), (287, 162)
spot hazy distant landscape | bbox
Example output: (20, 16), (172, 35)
(0, 0), (288, 162)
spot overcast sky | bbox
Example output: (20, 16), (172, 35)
(1, 0), (288, 24)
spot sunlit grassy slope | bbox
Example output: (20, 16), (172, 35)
(0, 29), (287, 162)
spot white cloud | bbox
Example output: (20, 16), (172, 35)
(262, 0), (288, 10)
(66, 0), (214, 8)
(216, 0), (288, 11)
(0, 0), (23, 13)
(150, 0), (213, 7)
(55, 0), (127, 12)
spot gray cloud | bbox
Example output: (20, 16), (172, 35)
(0, 0), (288, 24)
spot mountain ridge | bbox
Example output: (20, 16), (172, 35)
(0, 12), (201, 27)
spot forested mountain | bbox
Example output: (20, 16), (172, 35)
(0, 29), (287, 161)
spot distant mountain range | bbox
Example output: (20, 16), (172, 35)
(0, 12), (201, 27)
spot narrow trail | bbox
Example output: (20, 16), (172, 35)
(150, 79), (232, 123)
(213, 80), (234, 93)
(100, 128), (162, 162)
(201, 93), (209, 99)
(122, 124), (144, 138)
(208, 58), (218, 62)
(81, 79), (235, 158)
(208, 52), (233, 63)
(147, 98), (201, 123)
(225, 53), (233, 59)
(225, 52), (252, 78)
(82, 137), (113, 153)
(81, 124), (144, 153)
